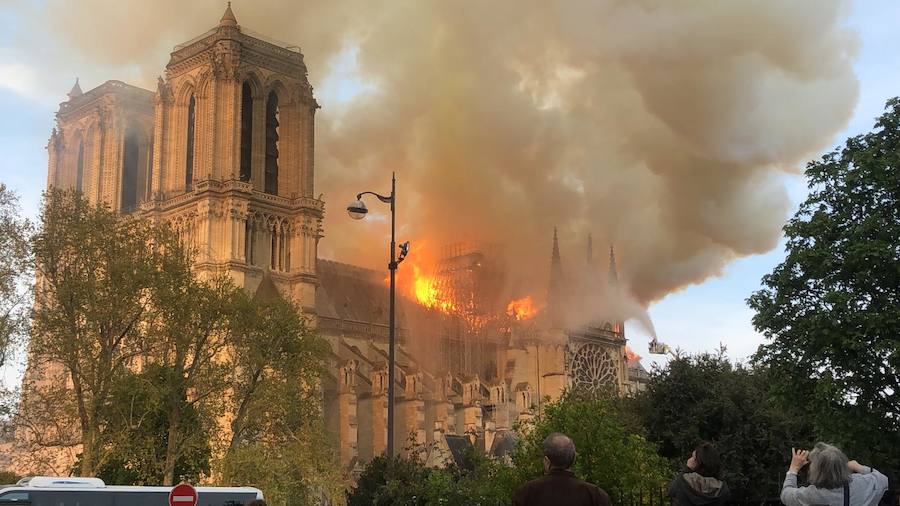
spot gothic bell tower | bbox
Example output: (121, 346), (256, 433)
(144, 3), (323, 310)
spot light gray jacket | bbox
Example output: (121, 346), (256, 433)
(781, 467), (889, 506)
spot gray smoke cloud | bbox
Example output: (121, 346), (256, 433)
(9, 0), (859, 316)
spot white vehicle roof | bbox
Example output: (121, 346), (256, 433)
(2, 477), (262, 497)
(19, 477), (106, 488)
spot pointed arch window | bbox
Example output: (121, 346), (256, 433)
(75, 140), (84, 192)
(264, 91), (279, 195)
(121, 128), (139, 212)
(185, 94), (196, 190)
(240, 82), (253, 182)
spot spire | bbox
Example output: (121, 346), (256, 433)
(548, 227), (565, 328)
(586, 233), (593, 265)
(219, 2), (238, 27)
(67, 78), (83, 100)
(608, 245), (618, 287)
(552, 227), (561, 267)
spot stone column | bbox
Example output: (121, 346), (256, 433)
(151, 78), (171, 198)
(196, 199), (212, 264)
(462, 405), (483, 446)
(370, 368), (388, 456)
(433, 400), (457, 436)
(489, 384), (510, 430)
(103, 113), (123, 208)
(433, 374), (457, 436)
(461, 375), (483, 445)
(277, 97), (297, 198)
(515, 384), (535, 427)
(338, 360), (359, 468)
(400, 372), (425, 457)
(46, 129), (61, 189)
(304, 103), (316, 198)
(218, 69), (238, 182)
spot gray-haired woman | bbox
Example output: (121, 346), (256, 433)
(781, 443), (888, 506)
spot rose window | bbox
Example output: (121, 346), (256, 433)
(569, 343), (617, 391)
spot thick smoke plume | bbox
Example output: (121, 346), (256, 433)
(12, 1), (858, 318)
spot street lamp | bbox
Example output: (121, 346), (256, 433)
(347, 172), (408, 458)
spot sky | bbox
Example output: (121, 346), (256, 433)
(0, 1), (899, 381)
(640, 0), (900, 369)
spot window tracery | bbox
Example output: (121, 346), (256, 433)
(569, 343), (617, 391)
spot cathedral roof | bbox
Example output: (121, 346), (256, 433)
(316, 259), (391, 325)
(58, 80), (154, 119)
(316, 259), (441, 329)
(627, 356), (647, 373)
(489, 430), (517, 458)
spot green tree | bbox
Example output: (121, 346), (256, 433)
(508, 390), (671, 500)
(95, 364), (210, 485)
(627, 350), (812, 498)
(347, 456), (431, 506)
(146, 264), (237, 486)
(218, 293), (338, 505)
(345, 454), (509, 506)
(22, 189), (334, 487)
(0, 183), (32, 368)
(748, 98), (900, 476)
(226, 292), (327, 451)
(27, 189), (165, 475)
(347, 392), (670, 506)
(0, 471), (20, 485)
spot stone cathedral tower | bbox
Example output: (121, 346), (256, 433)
(147, 4), (323, 305)
(47, 4), (323, 308)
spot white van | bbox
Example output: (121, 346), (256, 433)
(0, 476), (264, 505)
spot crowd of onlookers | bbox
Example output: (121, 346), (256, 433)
(511, 434), (890, 506)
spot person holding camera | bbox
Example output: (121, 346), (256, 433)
(781, 443), (888, 506)
(668, 442), (730, 506)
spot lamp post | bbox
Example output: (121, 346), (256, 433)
(347, 172), (409, 458)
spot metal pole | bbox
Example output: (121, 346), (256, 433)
(387, 172), (397, 458)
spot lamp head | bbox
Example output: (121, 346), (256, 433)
(398, 241), (411, 263)
(347, 199), (368, 220)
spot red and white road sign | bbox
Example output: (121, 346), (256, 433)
(169, 483), (198, 506)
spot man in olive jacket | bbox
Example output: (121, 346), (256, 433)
(512, 433), (612, 506)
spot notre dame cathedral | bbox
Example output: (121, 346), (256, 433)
(39, 4), (647, 473)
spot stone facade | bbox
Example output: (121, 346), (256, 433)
(46, 4), (322, 308)
(38, 5), (648, 474)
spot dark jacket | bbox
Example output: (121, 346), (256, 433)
(668, 472), (730, 506)
(512, 468), (612, 506)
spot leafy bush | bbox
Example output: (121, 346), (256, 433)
(627, 350), (813, 498)
(509, 390), (671, 498)
(347, 391), (670, 505)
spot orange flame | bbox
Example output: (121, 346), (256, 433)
(507, 296), (539, 320)
(402, 241), (544, 325)
(411, 263), (455, 313)
(402, 240), (456, 313)
(625, 346), (641, 361)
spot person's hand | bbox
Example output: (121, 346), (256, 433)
(847, 460), (866, 473)
(789, 448), (809, 474)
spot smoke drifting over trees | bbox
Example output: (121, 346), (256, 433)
(12, 0), (859, 309)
